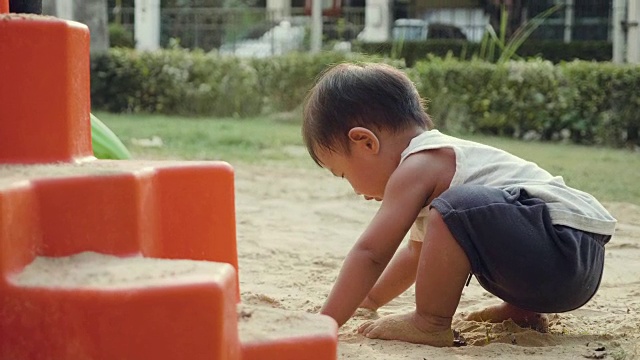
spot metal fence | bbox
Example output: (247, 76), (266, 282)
(112, 1), (614, 53)
(113, 6), (365, 52)
(417, 0), (614, 43)
(529, 0), (613, 41)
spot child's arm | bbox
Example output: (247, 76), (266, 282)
(320, 152), (444, 326)
(360, 240), (422, 310)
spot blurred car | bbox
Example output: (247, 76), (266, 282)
(391, 19), (467, 41)
(219, 20), (305, 58)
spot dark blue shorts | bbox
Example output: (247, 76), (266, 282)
(430, 185), (610, 313)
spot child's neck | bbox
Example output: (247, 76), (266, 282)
(377, 126), (426, 163)
(389, 126), (425, 148)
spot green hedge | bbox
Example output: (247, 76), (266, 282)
(91, 49), (266, 116)
(411, 57), (639, 147)
(90, 49), (394, 117)
(354, 40), (612, 66)
(91, 48), (639, 147)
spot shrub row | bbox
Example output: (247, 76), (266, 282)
(90, 48), (639, 147)
(91, 49), (395, 117)
(411, 57), (639, 146)
(354, 40), (612, 66)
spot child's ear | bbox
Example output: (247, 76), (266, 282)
(348, 127), (380, 154)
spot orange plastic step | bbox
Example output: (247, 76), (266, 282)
(239, 306), (338, 360)
(0, 181), (41, 277)
(151, 163), (238, 269)
(0, 160), (341, 360)
(0, 161), (242, 359)
(0, 161), (239, 281)
(2, 253), (240, 360)
(0, 0), (8, 13)
(0, 14), (92, 164)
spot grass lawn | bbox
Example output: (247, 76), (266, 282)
(96, 112), (640, 205)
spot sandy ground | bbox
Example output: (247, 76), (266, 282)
(234, 163), (640, 360)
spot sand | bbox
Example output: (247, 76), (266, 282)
(238, 304), (337, 343)
(13, 252), (234, 289)
(234, 162), (640, 360)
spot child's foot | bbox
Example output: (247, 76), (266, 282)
(358, 312), (454, 347)
(464, 302), (549, 332)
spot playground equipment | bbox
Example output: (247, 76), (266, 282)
(0, 6), (337, 360)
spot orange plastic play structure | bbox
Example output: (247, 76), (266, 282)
(0, 10), (337, 360)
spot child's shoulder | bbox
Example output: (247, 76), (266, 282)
(404, 130), (521, 165)
(405, 130), (476, 153)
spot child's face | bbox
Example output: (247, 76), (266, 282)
(315, 145), (389, 202)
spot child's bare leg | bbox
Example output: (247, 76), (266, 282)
(358, 208), (469, 346)
(465, 302), (549, 332)
(359, 240), (422, 311)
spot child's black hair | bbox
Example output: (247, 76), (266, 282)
(302, 62), (433, 166)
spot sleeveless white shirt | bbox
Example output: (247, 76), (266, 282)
(402, 130), (617, 239)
